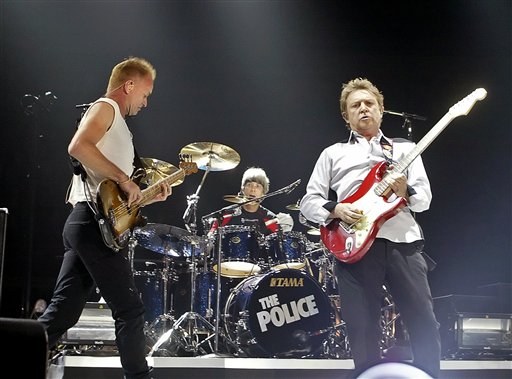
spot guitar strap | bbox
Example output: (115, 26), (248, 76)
(131, 147), (147, 186)
(380, 137), (394, 164)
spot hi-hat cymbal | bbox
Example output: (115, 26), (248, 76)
(180, 142), (240, 171)
(286, 198), (302, 211)
(140, 157), (182, 186)
(307, 228), (320, 236)
(223, 194), (251, 204)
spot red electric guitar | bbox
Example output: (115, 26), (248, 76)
(321, 88), (487, 264)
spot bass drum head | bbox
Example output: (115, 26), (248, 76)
(224, 268), (332, 358)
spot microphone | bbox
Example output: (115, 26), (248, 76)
(383, 109), (426, 121)
(75, 102), (93, 109)
(284, 179), (301, 194)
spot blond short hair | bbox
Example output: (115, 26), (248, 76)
(339, 78), (384, 116)
(107, 57), (156, 92)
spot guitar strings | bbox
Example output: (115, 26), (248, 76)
(109, 171), (187, 219)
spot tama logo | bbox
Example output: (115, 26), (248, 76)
(270, 277), (304, 287)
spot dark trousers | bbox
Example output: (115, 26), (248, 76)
(38, 203), (151, 379)
(335, 238), (441, 378)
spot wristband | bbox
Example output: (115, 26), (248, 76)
(117, 177), (131, 185)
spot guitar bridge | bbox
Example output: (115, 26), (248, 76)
(107, 209), (117, 227)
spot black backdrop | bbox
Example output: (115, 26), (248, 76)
(0, 0), (510, 318)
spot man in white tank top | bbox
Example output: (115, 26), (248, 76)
(38, 57), (171, 379)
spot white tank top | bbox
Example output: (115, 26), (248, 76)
(67, 98), (134, 206)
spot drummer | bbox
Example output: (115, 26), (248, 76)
(207, 167), (294, 235)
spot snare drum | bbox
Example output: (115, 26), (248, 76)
(266, 231), (307, 270)
(212, 225), (263, 278)
(223, 268), (332, 357)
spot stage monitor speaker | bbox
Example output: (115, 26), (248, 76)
(0, 208), (7, 308)
(61, 302), (116, 346)
(434, 294), (512, 359)
(0, 317), (48, 378)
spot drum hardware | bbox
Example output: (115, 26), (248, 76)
(202, 178), (302, 355)
(150, 142), (243, 357)
(128, 234), (180, 339)
(285, 198), (321, 235)
(380, 285), (404, 354)
(298, 210), (321, 236)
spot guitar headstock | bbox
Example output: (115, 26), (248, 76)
(449, 88), (487, 118)
(179, 160), (198, 175)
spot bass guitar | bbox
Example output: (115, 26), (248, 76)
(96, 160), (198, 250)
(321, 88), (487, 264)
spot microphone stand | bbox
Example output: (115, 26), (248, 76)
(383, 109), (426, 142)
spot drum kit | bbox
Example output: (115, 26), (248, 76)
(125, 142), (398, 359)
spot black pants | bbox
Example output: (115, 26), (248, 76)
(38, 203), (152, 379)
(335, 238), (441, 378)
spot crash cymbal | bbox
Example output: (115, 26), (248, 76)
(180, 142), (240, 171)
(133, 223), (192, 257)
(140, 157), (182, 186)
(223, 194), (251, 204)
(307, 228), (320, 236)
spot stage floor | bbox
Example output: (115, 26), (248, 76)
(48, 355), (512, 379)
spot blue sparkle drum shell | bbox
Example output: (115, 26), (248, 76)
(266, 231), (307, 270)
(212, 225), (264, 278)
(223, 268), (332, 357)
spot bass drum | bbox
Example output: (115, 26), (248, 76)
(223, 268), (332, 358)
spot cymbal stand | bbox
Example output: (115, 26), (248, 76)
(308, 243), (350, 358)
(150, 165), (219, 356)
(127, 235), (138, 272)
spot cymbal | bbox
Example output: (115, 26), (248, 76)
(307, 228), (320, 236)
(180, 142), (240, 171)
(286, 198), (302, 211)
(133, 223), (193, 257)
(140, 157), (182, 186)
(223, 194), (251, 204)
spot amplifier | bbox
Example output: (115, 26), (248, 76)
(440, 312), (512, 359)
(61, 302), (116, 346)
(434, 295), (512, 359)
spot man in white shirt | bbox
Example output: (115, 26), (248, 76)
(300, 78), (440, 378)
